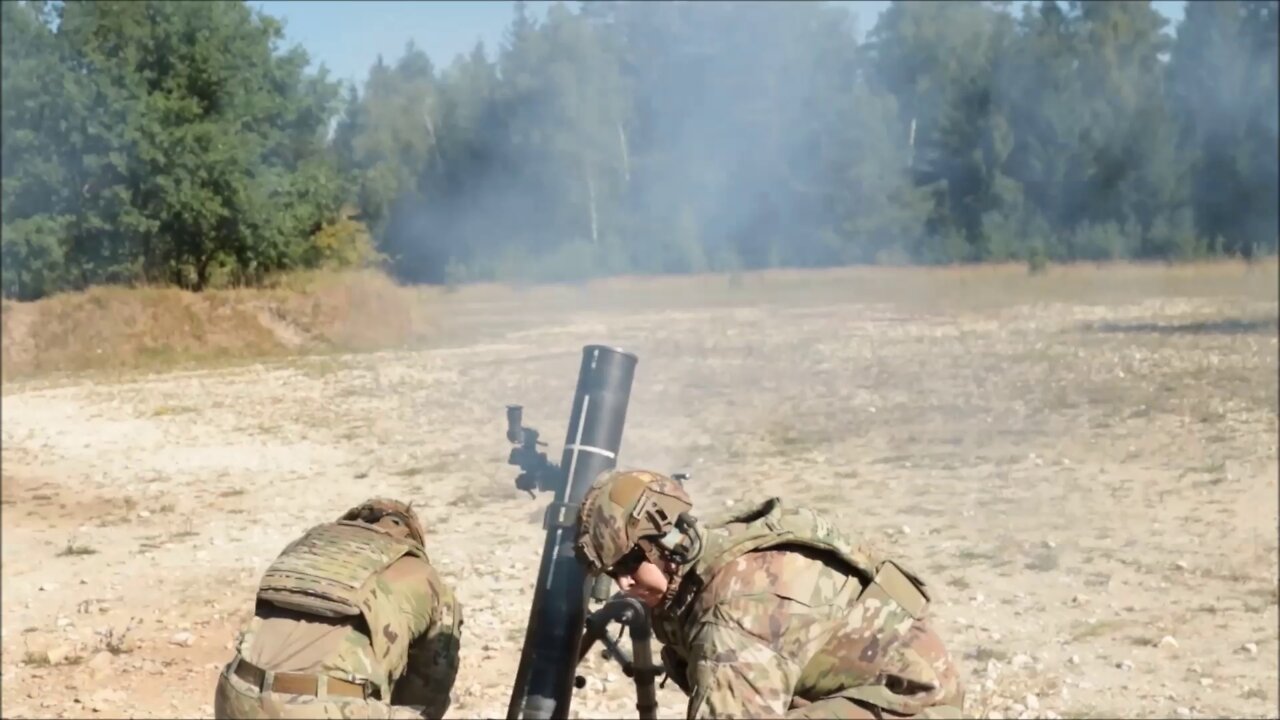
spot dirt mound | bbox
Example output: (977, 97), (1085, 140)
(0, 270), (434, 381)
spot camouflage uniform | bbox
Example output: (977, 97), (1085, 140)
(215, 499), (462, 720)
(576, 471), (964, 720)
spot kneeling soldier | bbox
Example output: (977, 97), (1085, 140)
(215, 498), (462, 719)
(575, 470), (964, 719)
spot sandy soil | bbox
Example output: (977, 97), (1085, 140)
(2, 265), (1277, 719)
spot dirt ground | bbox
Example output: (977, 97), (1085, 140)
(2, 264), (1277, 719)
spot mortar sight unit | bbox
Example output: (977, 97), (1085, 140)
(505, 404), (559, 497)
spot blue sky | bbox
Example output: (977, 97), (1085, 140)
(252, 1), (1189, 90)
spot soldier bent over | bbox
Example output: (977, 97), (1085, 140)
(575, 470), (965, 720)
(215, 499), (462, 719)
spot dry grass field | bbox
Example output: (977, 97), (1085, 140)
(2, 261), (1277, 719)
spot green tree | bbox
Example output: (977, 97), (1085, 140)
(866, 1), (1020, 261)
(1, 0), (346, 297)
(1169, 0), (1279, 257)
(1070, 1), (1189, 258)
(333, 44), (438, 238)
(1, 0), (73, 299)
(993, 1), (1090, 260)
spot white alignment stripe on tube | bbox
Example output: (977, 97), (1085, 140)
(564, 444), (615, 459)
(545, 394), (590, 591)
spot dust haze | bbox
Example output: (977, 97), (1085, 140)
(375, 1), (914, 286)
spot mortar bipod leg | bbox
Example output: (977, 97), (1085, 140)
(621, 599), (662, 720)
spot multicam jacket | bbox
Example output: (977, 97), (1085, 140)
(652, 499), (963, 719)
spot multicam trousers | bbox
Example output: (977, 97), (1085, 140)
(786, 697), (965, 719)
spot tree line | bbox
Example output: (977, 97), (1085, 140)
(3, 0), (1276, 299)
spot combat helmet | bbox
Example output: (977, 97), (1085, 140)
(575, 469), (699, 576)
(340, 497), (426, 548)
